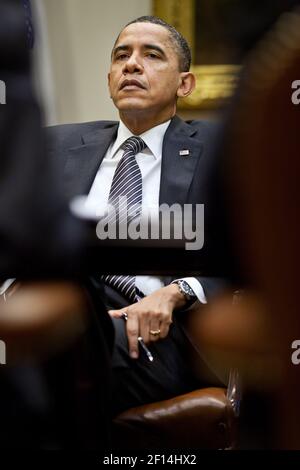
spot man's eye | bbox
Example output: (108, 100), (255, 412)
(147, 53), (159, 59)
(116, 54), (129, 60)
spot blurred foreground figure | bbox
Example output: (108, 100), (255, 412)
(192, 6), (300, 449)
(0, 0), (84, 277)
(0, 1), (113, 449)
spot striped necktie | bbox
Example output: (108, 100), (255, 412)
(101, 136), (146, 303)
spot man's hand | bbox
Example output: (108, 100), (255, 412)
(108, 284), (186, 359)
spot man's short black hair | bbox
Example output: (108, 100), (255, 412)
(122, 15), (191, 72)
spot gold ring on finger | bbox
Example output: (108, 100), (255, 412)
(149, 329), (161, 337)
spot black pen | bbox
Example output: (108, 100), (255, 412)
(121, 312), (154, 362)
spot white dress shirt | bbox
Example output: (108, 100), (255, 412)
(85, 120), (207, 304)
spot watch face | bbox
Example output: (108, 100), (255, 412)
(180, 281), (196, 299)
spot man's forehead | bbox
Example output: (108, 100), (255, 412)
(115, 22), (172, 48)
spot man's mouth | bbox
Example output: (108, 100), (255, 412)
(120, 79), (146, 91)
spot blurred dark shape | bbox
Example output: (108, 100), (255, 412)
(0, 0), (29, 73)
(218, 0), (300, 59)
(0, 0), (85, 277)
(0, 281), (114, 449)
(195, 0), (300, 66)
(229, 7), (300, 450)
(195, 6), (300, 449)
(0, 0), (114, 450)
(194, 0), (300, 66)
(22, 0), (35, 49)
(201, 0), (300, 284)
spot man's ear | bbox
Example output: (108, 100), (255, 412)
(176, 72), (196, 98)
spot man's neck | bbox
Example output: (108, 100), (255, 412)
(119, 108), (176, 135)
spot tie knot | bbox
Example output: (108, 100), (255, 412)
(123, 136), (146, 155)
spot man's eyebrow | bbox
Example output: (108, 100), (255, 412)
(143, 44), (166, 57)
(112, 45), (130, 58)
(111, 44), (167, 59)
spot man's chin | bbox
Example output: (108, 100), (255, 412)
(115, 97), (148, 112)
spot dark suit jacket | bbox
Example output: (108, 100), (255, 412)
(47, 115), (228, 301)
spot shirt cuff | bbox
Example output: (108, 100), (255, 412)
(172, 277), (207, 304)
(0, 278), (16, 296)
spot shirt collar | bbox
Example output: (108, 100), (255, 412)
(110, 119), (171, 160)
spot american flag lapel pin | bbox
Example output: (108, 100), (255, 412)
(179, 149), (190, 156)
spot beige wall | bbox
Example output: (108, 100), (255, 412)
(40, 0), (151, 125)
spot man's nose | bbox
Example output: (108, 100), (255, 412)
(123, 54), (143, 74)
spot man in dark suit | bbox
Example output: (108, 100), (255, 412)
(48, 16), (227, 415)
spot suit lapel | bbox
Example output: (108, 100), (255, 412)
(63, 116), (204, 203)
(63, 124), (118, 198)
(159, 116), (203, 206)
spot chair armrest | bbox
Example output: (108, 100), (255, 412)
(112, 387), (238, 449)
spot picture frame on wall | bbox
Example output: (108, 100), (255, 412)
(153, 0), (241, 110)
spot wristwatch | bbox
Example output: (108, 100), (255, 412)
(173, 280), (197, 307)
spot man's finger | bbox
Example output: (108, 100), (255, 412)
(126, 314), (139, 359)
(159, 320), (171, 339)
(139, 311), (150, 344)
(108, 309), (124, 318)
(148, 317), (161, 343)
